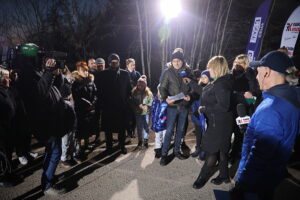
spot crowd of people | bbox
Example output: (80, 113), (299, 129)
(0, 43), (299, 200)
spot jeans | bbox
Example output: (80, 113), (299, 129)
(136, 115), (150, 142)
(162, 107), (188, 156)
(41, 136), (62, 190)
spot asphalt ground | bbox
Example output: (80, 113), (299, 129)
(0, 123), (300, 200)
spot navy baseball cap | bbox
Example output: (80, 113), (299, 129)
(250, 50), (293, 74)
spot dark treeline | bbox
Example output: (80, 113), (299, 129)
(0, 0), (299, 89)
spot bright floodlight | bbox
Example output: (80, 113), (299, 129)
(160, 0), (182, 20)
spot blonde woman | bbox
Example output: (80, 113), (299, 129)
(230, 54), (261, 164)
(232, 54), (260, 105)
(193, 56), (234, 189)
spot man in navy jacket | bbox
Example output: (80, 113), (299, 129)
(231, 51), (300, 200)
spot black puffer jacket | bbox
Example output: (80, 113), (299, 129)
(201, 74), (234, 153)
(159, 65), (193, 109)
(72, 71), (97, 137)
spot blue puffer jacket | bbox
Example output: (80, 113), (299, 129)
(151, 96), (168, 132)
(237, 84), (300, 191)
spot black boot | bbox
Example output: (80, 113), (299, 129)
(144, 139), (148, 148)
(191, 148), (200, 157)
(138, 141), (143, 147)
(174, 152), (188, 160)
(154, 148), (162, 158)
(211, 175), (230, 185)
(160, 156), (167, 166)
(119, 146), (127, 154)
(193, 175), (207, 189)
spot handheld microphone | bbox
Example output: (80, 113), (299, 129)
(179, 70), (189, 83)
(236, 103), (250, 126)
(179, 70), (187, 78)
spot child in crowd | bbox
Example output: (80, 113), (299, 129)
(151, 85), (168, 158)
(132, 75), (153, 148)
(189, 70), (212, 160)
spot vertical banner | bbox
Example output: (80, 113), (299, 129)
(280, 6), (300, 57)
(246, 0), (272, 62)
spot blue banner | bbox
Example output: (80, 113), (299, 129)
(246, 0), (272, 62)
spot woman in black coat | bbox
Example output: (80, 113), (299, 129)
(232, 54), (261, 114)
(72, 61), (97, 156)
(193, 56), (234, 189)
(230, 54), (261, 163)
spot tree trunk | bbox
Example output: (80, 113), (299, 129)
(136, 0), (145, 75)
(219, 0), (233, 55)
(197, 0), (212, 68)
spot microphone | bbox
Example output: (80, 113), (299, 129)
(179, 70), (189, 83)
(179, 70), (187, 78)
(236, 103), (250, 126)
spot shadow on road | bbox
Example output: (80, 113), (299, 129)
(12, 146), (124, 200)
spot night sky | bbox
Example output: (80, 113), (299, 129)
(0, 0), (299, 88)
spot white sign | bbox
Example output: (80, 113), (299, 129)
(280, 6), (300, 57)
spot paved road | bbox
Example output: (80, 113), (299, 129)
(1, 131), (300, 200)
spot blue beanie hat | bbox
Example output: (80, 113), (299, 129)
(201, 70), (212, 81)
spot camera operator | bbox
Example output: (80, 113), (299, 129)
(14, 43), (73, 196)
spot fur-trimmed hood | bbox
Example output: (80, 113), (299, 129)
(71, 70), (94, 82)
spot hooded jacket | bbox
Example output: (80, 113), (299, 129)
(237, 84), (300, 191)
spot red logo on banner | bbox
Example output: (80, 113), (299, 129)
(286, 23), (300, 32)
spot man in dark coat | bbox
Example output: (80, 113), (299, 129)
(159, 50), (192, 165)
(96, 53), (132, 154)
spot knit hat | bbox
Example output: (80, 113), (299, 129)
(138, 75), (147, 86)
(95, 58), (105, 65)
(171, 51), (184, 62)
(108, 53), (120, 63)
(201, 70), (212, 81)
